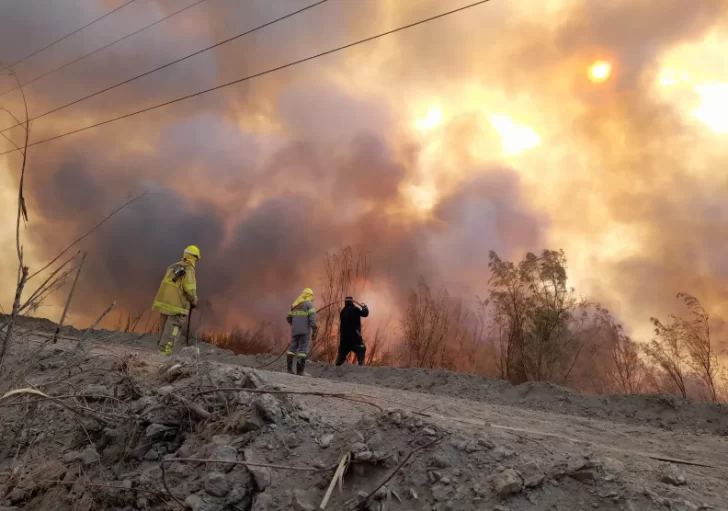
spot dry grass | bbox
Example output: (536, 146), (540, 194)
(200, 321), (284, 356)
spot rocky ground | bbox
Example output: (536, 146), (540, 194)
(0, 318), (726, 510)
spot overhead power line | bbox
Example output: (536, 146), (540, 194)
(0, 0), (330, 135)
(0, 0), (210, 99)
(0, 0), (492, 156)
(0, 0), (137, 73)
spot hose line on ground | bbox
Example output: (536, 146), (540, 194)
(254, 299), (362, 370)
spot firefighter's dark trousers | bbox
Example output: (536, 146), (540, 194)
(335, 342), (366, 366)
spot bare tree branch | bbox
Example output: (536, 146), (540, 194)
(20, 251), (80, 312)
(0, 131), (23, 155)
(87, 302), (117, 332)
(0, 106), (26, 131)
(0, 70), (31, 376)
(29, 193), (146, 281)
(52, 253), (87, 343)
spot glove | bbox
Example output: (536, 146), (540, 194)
(360, 303), (367, 309)
(312, 328), (318, 341)
(190, 302), (197, 310)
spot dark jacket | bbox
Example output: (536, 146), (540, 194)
(339, 303), (369, 346)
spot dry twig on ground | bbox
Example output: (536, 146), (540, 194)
(164, 457), (338, 472)
(320, 452), (351, 509)
(355, 436), (442, 510)
(192, 386), (383, 412)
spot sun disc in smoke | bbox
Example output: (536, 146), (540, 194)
(692, 82), (728, 134)
(415, 106), (444, 131)
(588, 60), (613, 83)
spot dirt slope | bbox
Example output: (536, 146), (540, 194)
(51, 322), (726, 437)
(0, 323), (726, 511)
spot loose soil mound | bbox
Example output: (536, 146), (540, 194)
(6, 315), (728, 435)
(207, 350), (728, 437)
(2, 335), (721, 511)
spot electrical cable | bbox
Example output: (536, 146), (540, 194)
(0, 0), (329, 135)
(0, 0), (138, 73)
(0, 0), (492, 156)
(0, 0), (209, 98)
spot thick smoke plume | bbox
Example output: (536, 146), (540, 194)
(0, 0), (726, 341)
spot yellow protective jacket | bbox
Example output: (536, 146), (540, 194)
(287, 288), (317, 336)
(152, 256), (198, 316)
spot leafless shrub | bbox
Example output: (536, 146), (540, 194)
(674, 293), (720, 402)
(645, 316), (688, 398)
(645, 293), (723, 401)
(114, 308), (146, 333)
(399, 279), (475, 370)
(313, 246), (371, 362)
(601, 308), (646, 394)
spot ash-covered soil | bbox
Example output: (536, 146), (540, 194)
(11, 314), (728, 436)
(0, 319), (726, 510)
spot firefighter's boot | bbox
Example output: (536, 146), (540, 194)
(296, 357), (307, 376)
(286, 354), (295, 374)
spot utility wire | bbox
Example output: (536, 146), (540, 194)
(0, 0), (492, 156)
(0, 0), (137, 73)
(0, 0), (210, 99)
(0, 0), (330, 135)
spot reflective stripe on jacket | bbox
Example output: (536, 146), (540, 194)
(152, 258), (198, 316)
(287, 300), (317, 336)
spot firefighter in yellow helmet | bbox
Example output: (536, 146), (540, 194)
(286, 288), (317, 375)
(152, 245), (200, 355)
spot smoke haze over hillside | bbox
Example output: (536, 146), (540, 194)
(0, 0), (727, 340)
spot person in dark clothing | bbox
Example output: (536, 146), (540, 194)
(336, 297), (369, 366)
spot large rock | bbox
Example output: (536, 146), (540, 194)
(349, 442), (367, 454)
(493, 469), (523, 498)
(285, 432), (303, 449)
(660, 464), (687, 486)
(184, 495), (204, 511)
(240, 413), (264, 433)
(319, 434), (334, 449)
(143, 450), (160, 461)
(251, 492), (274, 511)
(292, 489), (316, 511)
(254, 394), (283, 423)
(566, 459), (602, 483)
(205, 472), (230, 497)
(491, 446), (516, 460)
(157, 386), (174, 396)
(242, 371), (265, 389)
(660, 498), (699, 511)
(209, 445), (238, 473)
(517, 461), (545, 488)
(7, 488), (27, 504)
(431, 453), (451, 469)
(432, 482), (454, 502)
(63, 446), (100, 466)
(145, 423), (173, 438)
(245, 449), (272, 490)
(225, 487), (248, 507)
(184, 494), (223, 511)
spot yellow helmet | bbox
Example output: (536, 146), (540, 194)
(184, 245), (201, 260)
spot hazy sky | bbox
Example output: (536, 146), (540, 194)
(0, 0), (726, 339)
